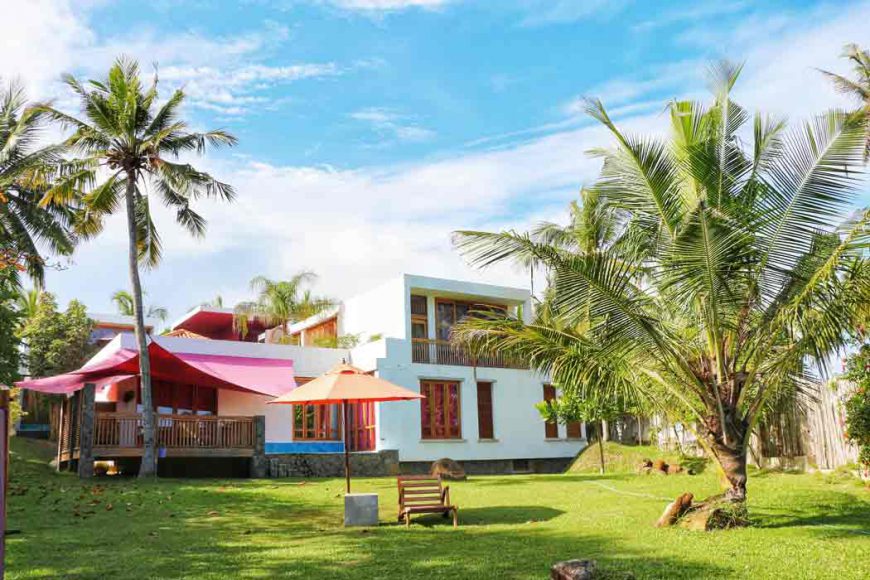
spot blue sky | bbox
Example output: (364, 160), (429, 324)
(3, 0), (869, 324)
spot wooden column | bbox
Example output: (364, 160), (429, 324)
(1, 388), (9, 578)
(77, 383), (96, 479)
(55, 397), (64, 472)
(66, 392), (79, 473)
(249, 415), (267, 478)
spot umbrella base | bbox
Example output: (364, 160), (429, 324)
(344, 493), (378, 527)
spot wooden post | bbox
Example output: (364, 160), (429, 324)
(77, 383), (96, 479)
(1, 388), (9, 579)
(343, 401), (351, 494)
(249, 415), (267, 478)
(67, 392), (79, 472)
(55, 397), (64, 472)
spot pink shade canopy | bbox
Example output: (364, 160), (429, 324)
(15, 341), (296, 398)
(268, 363), (424, 405)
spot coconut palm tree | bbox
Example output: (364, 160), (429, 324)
(15, 286), (41, 321)
(111, 289), (167, 323)
(454, 62), (869, 504)
(819, 43), (870, 161)
(233, 271), (332, 340)
(0, 81), (76, 285)
(41, 57), (236, 476)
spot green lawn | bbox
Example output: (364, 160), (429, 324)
(6, 438), (870, 579)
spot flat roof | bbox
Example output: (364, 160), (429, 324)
(90, 312), (157, 330)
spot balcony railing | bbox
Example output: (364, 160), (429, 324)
(411, 338), (527, 369)
(61, 412), (257, 460)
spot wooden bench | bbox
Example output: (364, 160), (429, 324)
(397, 475), (458, 527)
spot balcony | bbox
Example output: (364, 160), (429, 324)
(411, 338), (527, 369)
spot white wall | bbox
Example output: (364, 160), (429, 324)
(338, 276), (407, 341)
(371, 339), (585, 462)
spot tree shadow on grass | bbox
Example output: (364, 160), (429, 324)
(398, 506), (565, 527)
(467, 473), (637, 488)
(751, 490), (870, 538)
(8, 477), (728, 580)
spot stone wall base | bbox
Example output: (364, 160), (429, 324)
(267, 450), (400, 478)
(265, 452), (573, 478)
(400, 457), (573, 475)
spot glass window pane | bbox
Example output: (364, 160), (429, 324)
(436, 303), (455, 341)
(420, 383), (431, 438)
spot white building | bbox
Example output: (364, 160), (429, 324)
(53, 274), (587, 476)
(249, 274), (586, 473)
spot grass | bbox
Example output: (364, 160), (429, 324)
(6, 438), (870, 579)
(567, 441), (701, 474)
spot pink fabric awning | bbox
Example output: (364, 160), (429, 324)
(15, 341), (296, 398)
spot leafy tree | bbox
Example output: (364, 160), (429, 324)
(0, 270), (22, 428)
(0, 269), (21, 385)
(16, 286), (40, 320)
(454, 63), (869, 502)
(538, 390), (629, 474)
(112, 289), (167, 322)
(17, 292), (95, 378)
(0, 81), (77, 285)
(819, 44), (870, 161)
(233, 272), (332, 339)
(41, 58), (236, 476)
(843, 344), (870, 469)
(202, 295), (224, 308)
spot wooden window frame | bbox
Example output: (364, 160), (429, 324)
(293, 403), (342, 441)
(420, 380), (462, 440)
(476, 381), (495, 440)
(543, 384), (559, 439)
(291, 377), (342, 442)
(139, 382), (218, 415)
(434, 298), (507, 341)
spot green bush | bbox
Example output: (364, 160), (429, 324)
(843, 345), (870, 468)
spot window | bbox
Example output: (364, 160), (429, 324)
(420, 380), (462, 439)
(410, 294), (428, 317)
(293, 403), (341, 441)
(140, 381), (218, 415)
(435, 299), (506, 341)
(566, 420), (582, 439)
(543, 384), (558, 439)
(476, 381), (494, 439)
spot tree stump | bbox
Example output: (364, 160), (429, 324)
(551, 559), (596, 580)
(655, 492), (693, 527)
(678, 498), (749, 531)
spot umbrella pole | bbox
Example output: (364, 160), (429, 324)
(343, 401), (350, 494)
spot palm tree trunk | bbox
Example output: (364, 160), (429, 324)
(712, 441), (748, 502)
(124, 176), (157, 477)
(597, 422), (606, 474)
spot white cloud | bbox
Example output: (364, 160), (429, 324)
(0, 2), (337, 117)
(515, 0), (631, 26)
(0, 0), (94, 98)
(327, 0), (453, 9)
(350, 107), (435, 143)
(10, 0), (870, 323)
(632, 1), (749, 32)
(159, 63), (341, 116)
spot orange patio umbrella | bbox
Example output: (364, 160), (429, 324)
(268, 363), (424, 493)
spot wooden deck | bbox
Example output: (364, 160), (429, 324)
(59, 408), (258, 462)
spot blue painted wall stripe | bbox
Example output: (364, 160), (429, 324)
(265, 441), (345, 454)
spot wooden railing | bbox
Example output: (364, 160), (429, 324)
(411, 339), (527, 369)
(92, 413), (255, 450)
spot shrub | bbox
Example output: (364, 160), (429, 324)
(843, 345), (870, 469)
